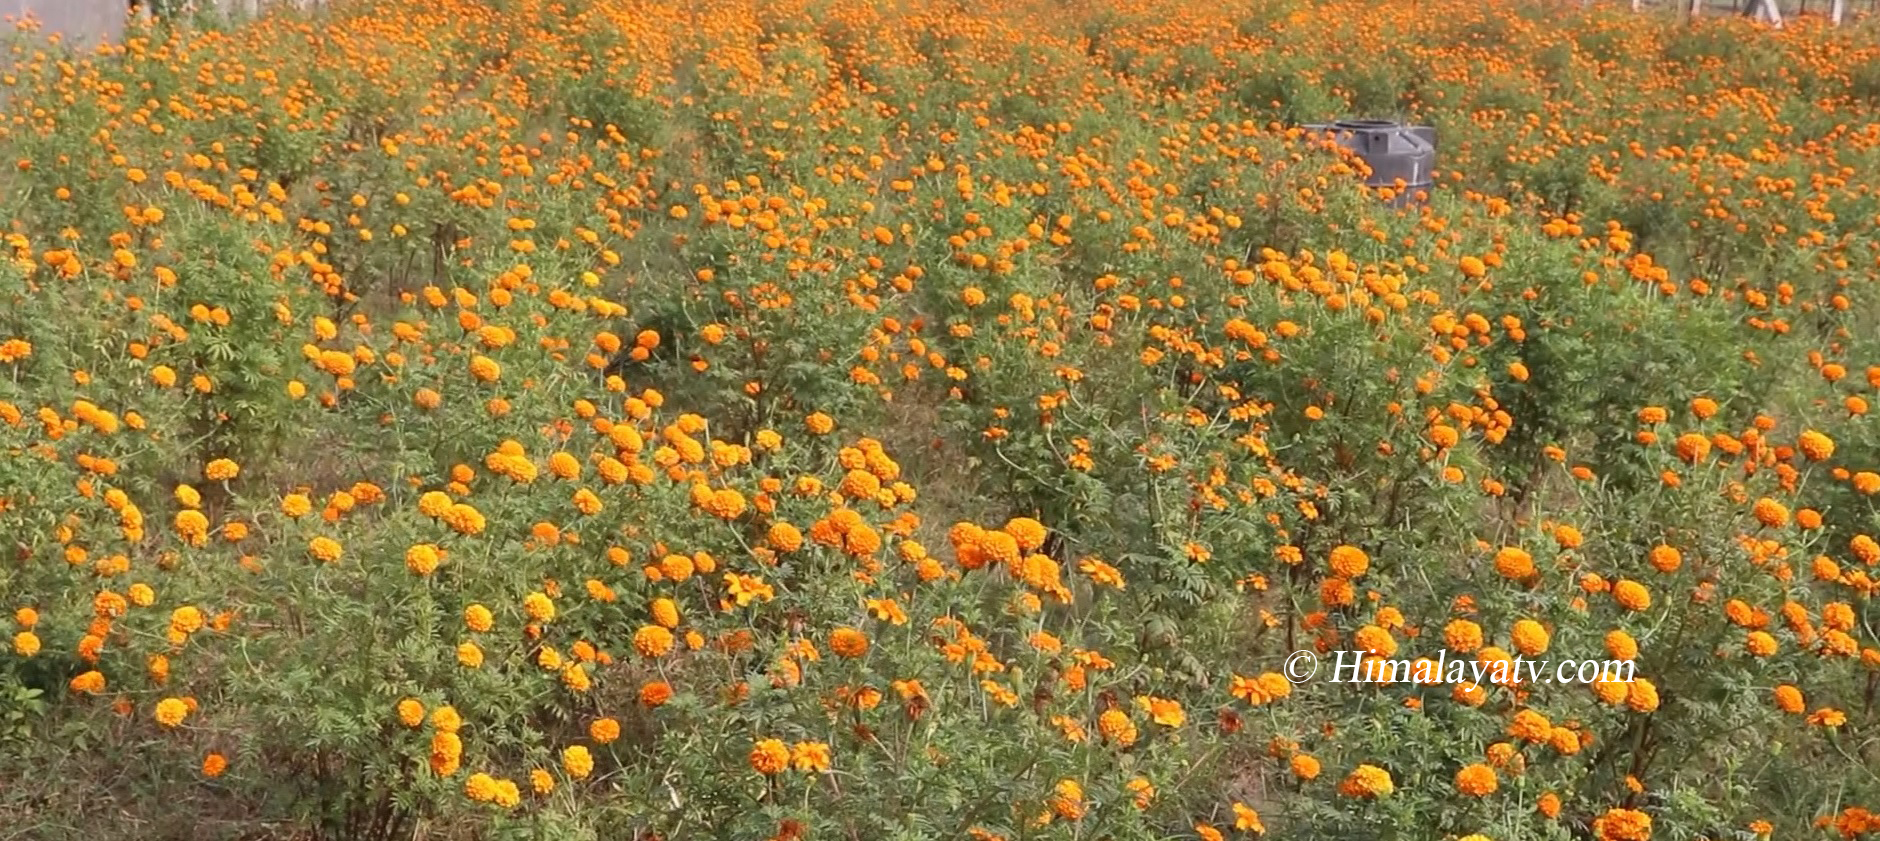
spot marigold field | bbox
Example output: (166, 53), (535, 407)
(4, 0), (1880, 838)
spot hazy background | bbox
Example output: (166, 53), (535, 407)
(1, 0), (315, 43)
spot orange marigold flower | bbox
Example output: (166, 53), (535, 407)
(640, 681), (673, 707)
(589, 717), (621, 743)
(1592, 807), (1652, 841)
(1773, 684), (1805, 714)
(1455, 763), (1498, 797)
(398, 698), (426, 727)
(1612, 579), (1652, 611)
(1494, 546), (1535, 580)
(750, 738), (790, 775)
(633, 625), (675, 658)
(1338, 764), (1394, 798)
(830, 627), (870, 658)
(1797, 429), (1835, 462)
(1329, 544), (1369, 578)
(1511, 619), (1550, 656)
(1290, 754), (1321, 780)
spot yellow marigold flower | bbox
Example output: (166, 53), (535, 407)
(530, 769), (555, 795)
(1050, 779), (1086, 820)
(790, 741), (832, 773)
(417, 491), (453, 518)
(1126, 776), (1156, 808)
(562, 745), (594, 779)
(464, 604), (494, 633)
(204, 458), (239, 481)
(308, 536), (342, 563)
(12, 631), (40, 656)
(1140, 696), (1184, 727)
(465, 772), (498, 802)
(170, 606), (204, 635)
(174, 509), (210, 538)
(1231, 802), (1264, 833)
(154, 697), (190, 728)
(468, 354), (501, 382)
(524, 592), (556, 622)
(406, 543), (442, 576)
(1098, 708), (1138, 746)
(281, 493), (312, 518)
(1745, 630), (1777, 657)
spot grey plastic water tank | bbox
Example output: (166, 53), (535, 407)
(1302, 119), (1437, 208)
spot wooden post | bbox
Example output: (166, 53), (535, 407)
(1831, 0), (1846, 23)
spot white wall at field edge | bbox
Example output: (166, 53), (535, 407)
(2, 0), (319, 44)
